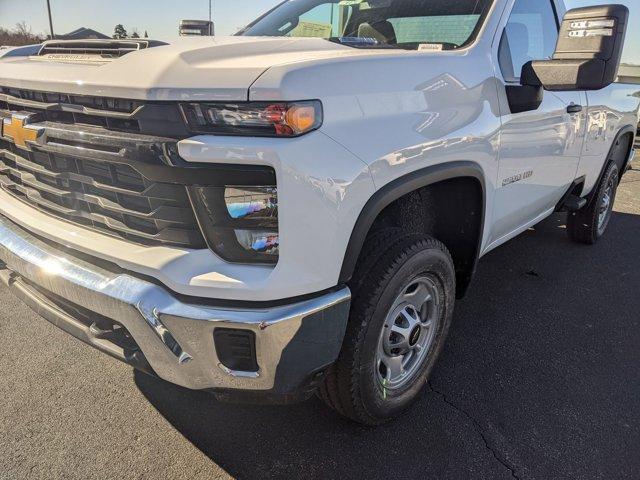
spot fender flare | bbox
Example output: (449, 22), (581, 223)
(338, 161), (487, 285)
(588, 124), (636, 200)
(616, 124), (637, 175)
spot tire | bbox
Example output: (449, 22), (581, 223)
(567, 162), (619, 244)
(318, 234), (456, 425)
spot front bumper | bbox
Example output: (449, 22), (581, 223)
(0, 214), (350, 400)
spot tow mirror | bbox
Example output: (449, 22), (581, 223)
(524, 4), (629, 91)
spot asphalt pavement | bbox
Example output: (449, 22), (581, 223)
(1, 156), (639, 480)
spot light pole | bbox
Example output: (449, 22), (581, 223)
(46, 0), (55, 39)
(208, 0), (213, 35)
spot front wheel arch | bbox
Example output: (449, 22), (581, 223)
(591, 125), (636, 193)
(338, 161), (486, 298)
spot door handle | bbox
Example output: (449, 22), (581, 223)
(567, 104), (583, 114)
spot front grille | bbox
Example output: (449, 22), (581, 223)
(0, 139), (204, 247)
(0, 89), (206, 248)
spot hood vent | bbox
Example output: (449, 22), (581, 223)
(36, 39), (167, 60)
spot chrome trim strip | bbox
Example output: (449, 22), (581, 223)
(0, 214), (351, 390)
(135, 301), (193, 365)
(217, 363), (261, 379)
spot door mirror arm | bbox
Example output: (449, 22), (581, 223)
(506, 62), (544, 114)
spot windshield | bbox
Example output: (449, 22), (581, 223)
(240, 0), (493, 50)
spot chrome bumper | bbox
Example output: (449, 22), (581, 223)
(0, 215), (350, 394)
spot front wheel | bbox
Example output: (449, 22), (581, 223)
(318, 234), (456, 425)
(567, 162), (619, 244)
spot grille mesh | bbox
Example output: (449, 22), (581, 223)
(0, 89), (205, 248)
(0, 139), (205, 247)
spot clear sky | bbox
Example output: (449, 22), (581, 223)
(0, 0), (637, 63)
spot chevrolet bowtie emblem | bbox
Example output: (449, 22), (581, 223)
(1, 113), (44, 150)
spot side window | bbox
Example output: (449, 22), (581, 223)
(498, 0), (559, 82)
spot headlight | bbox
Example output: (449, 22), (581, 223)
(190, 185), (279, 264)
(180, 101), (322, 137)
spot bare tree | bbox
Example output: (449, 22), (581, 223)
(14, 21), (32, 37)
(0, 21), (44, 46)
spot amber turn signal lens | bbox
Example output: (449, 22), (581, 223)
(285, 104), (318, 134)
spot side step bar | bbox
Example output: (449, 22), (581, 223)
(555, 176), (586, 212)
(562, 195), (587, 212)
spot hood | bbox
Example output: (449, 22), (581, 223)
(0, 37), (365, 101)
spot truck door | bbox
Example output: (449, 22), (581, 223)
(490, 0), (587, 248)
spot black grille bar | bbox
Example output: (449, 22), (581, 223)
(0, 89), (143, 117)
(0, 86), (188, 137)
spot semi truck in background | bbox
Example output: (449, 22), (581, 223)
(179, 19), (214, 36)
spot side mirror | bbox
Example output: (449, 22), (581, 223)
(524, 4), (629, 91)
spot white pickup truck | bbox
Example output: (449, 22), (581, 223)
(0, 0), (637, 425)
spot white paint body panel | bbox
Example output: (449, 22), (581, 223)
(0, 37), (382, 101)
(0, 0), (637, 301)
(580, 83), (640, 194)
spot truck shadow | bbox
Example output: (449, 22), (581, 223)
(135, 210), (640, 480)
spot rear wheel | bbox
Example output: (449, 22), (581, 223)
(318, 234), (456, 425)
(567, 162), (619, 244)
